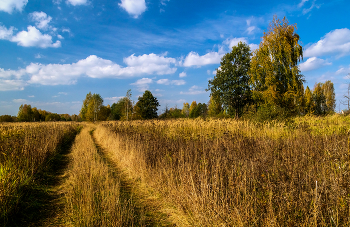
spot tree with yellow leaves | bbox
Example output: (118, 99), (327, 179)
(249, 16), (304, 116)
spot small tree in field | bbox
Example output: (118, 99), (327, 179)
(207, 41), (251, 118)
(134, 90), (160, 119)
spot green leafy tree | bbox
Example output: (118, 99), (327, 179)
(249, 16), (304, 116)
(98, 105), (111, 121)
(110, 97), (133, 120)
(207, 95), (223, 117)
(80, 92), (104, 121)
(0, 115), (15, 122)
(134, 90), (160, 119)
(208, 41), (251, 118)
(17, 104), (33, 122)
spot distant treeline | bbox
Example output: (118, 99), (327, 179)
(0, 104), (81, 122)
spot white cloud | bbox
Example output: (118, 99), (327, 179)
(0, 68), (26, 79)
(336, 66), (350, 76)
(105, 96), (124, 103)
(246, 26), (256, 34)
(157, 79), (169, 85)
(183, 51), (223, 67)
(35, 53), (44, 58)
(10, 26), (61, 48)
(28, 95), (34, 98)
(157, 79), (185, 85)
(13, 98), (27, 103)
(0, 54), (178, 86)
(225, 37), (259, 51)
(179, 72), (187, 78)
(180, 85), (206, 95)
(298, 0), (309, 8)
(0, 79), (25, 91)
(30, 12), (52, 30)
(0, 25), (14, 39)
(171, 80), (185, 85)
(0, 0), (28, 13)
(131, 78), (153, 92)
(304, 28), (350, 58)
(119, 0), (146, 18)
(57, 34), (64, 39)
(124, 53), (177, 74)
(66, 0), (88, 6)
(299, 57), (331, 72)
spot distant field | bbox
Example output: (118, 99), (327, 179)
(1, 116), (350, 226)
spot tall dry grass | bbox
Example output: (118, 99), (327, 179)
(0, 122), (79, 223)
(62, 126), (142, 226)
(98, 116), (350, 226)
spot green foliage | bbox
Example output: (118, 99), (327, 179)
(80, 92), (104, 121)
(207, 95), (222, 117)
(17, 104), (33, 122)
(189, 103), (207, 118)
(98, 106), (111, 121)
(134, 90), (160, 119)
(0, 115), (16, 122)
(159, 106), (184, 119)
(312, 81), (336, 115)
(110, 97), (133, 120)
(249, 16), (304, 116)
(45, 113), (61, 121)
(208, 42), (251, 118)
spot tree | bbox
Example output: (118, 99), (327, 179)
(80, 92), (104, 121)
(249, 16), (304, 116)
(182, 102), (190, 117)
(189, 101), (197, 118)
(322, 80), (336, 114)
(313, 83), (326, 115)
(208, 42), (251, 118)
(304, 86), (314, 114)
(98, 105), (111, 121)
(110, 97), (132, 120)
(134, 90), (160, 119)
(125, 89), (132, 121)
(17, 104), (33, 122)
(207, 95), (223, 117)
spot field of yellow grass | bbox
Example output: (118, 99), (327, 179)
(1, 115), (350, 226)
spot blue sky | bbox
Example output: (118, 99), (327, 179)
(0, 0), (350, 115)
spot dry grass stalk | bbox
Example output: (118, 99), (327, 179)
(62, 126), (142, 226)
(0, 122), (79, 222)
(97, 116), (350, 226)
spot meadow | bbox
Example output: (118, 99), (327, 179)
(1, 115), (350, 226)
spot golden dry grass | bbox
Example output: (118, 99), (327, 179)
(62, 125), (146, 226)
(98, 116), (350, 226)
(0, 122), (80, 223)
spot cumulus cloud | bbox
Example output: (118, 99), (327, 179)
(179, 72), (187, 78)
(0, 54), (178, 87)
(123, 53), (177, 74)
(0, 25), (14, 39)
(66, 0), (88, 6)
(304, 28), (350, 58)
(30, 12), (52, 30)
(119, 0), (146, 18)
(1, 26), (61, 48)
(156, 79), (185, 85)
(131, 78), (153, 92)
(299, 57), (331, 71)
(0, 79), (26, 91)
(183, 51), (223, 67)
(180, 85), (206, 95)
(0, 0), (28, 13)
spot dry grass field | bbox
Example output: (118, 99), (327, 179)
(1, 116), (350, 226)
(99, 115), (350, 226)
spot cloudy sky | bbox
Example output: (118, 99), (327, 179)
(0, 0), (350, 115)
